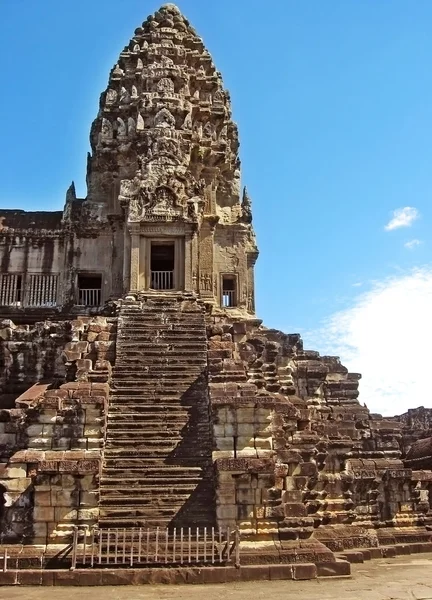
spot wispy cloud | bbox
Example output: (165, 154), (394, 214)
(352, 282), (363, 288)
(404, 239), (422, 250)
(384, 207), (419, 231)
(306, 266), (432, 416)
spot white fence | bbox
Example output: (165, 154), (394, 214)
(151, 271), (174, 290)
(78, 288), (101, 307)
(71, 526), (240, 569)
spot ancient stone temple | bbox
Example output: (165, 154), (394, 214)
(1, 3), (432, 582)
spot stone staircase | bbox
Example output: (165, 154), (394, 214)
(99, 292), (215, 529)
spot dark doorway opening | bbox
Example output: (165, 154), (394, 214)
(151, 243), (174, 290)
(78, 274), (102, 306)
(222, 275), (237, 307)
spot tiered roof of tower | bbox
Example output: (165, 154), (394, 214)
(86, 3), (248, 230)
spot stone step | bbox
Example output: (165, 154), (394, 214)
(115, 350), (207, 358)
(110, 385), (203, 394)
(106, 419), (188, 429)
(100, 491), (197, 502)
(112, 357), (207, 365)
(100, 474), (204, 485)
(111, 374), (203, 383)
(107, 406), (190, 414)
(105, 427), (189, 437)
(107, 408), (189, 416)
(98, 517), (213, 528)
(99, 506), (214, 520)
(102, 462), (205, 472)
(103, 454), (211, 466)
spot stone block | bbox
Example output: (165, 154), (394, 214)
(76, 474), (95, 490)
(77, 507), (99, 521)
(53, 437), (71, 450)
(37, 410), (58, 424)
(35, 490), (52, 506)
(42, 424), (54, 436)
(83, 425), (101, 437)
(317, 560), (351, 577)
(237, 423), (255, 436)
(55, 507), (78, 521)
(213, 424), (225, 437)
(4, 463), (27, 478)
(54, 489), (77, 507)
(87, 438), (102, 449)
(34, 506), (55, 522)
(0, 477), (32, 492)
(29, 437), (52, 449)
(292, 563), (317, 580)
(80, 491), (98, 506)
(254, 437), (272, 450)
(269, 564), (294, 580)
(0, 432), (16, 445)
(236, 447), (257, 457)
(284, 503), (307, 517)
(216, 505), (237, 520)
(215, 437), (234, 451)
(239, 565), (269, 581)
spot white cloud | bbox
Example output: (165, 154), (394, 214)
(404, 239), (422, 250)
(384, 206), (419, 231)
(352, 282), (363, 287)
(307, 266), (432, 416)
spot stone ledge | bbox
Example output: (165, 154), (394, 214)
(0, 563), (322, 586)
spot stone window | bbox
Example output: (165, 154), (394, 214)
(0, 274), (22, 306)
(27, 274), (58, 307)
(222, 275), (237, 308)
(78, 274), (102, 306)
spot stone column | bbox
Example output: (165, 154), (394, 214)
(198, 217), (218, 302)
(129, 226), (140, 293)
(184, 233), (193, 292)
(247, 251), (258, 315)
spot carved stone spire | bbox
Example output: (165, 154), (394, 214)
(86, 2), (241, 225)
(241, 186), (253, 224)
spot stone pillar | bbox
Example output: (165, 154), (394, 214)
(198, 217), (218, 302)
(184, 233), (193, 292)
(247, 251), (258, 314)
(129, 226), (140, 293)
(122, 223), (131, 295)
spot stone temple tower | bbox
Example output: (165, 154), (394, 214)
(85, 3), (258, 312)
(2, 2), (432, 572)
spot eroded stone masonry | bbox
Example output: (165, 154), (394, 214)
(1, 3), (432, 573)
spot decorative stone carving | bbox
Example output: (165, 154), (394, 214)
(117, 117), (127, 137)
(154, 108), (175, 129)
(120, 87), (130, 104)
(106, 89), (117, 105)
(137, 113), (145, 131)
(100, 118), (113, 141)
(128, 117), (136, 135)
(157, 77), (174, 94)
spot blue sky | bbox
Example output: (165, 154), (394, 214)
(1, 1), (432, 414)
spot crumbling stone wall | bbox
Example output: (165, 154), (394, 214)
(0, 315), (116, 405)
(0, 315), (116, 545)
(0, 320), (70, 406)
(207, 315), (432, 551)
(0, 381), (107, 544)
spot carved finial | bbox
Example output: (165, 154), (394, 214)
(160, 3), (181, 13)
(241, 186), (252, 224)
(66, 181), (76, 203)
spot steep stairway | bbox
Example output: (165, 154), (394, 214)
(99, 292), (215, 529)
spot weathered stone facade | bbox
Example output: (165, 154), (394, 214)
(1, 2), (432, 573)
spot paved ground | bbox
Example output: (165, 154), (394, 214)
(4, 554), (432, 600)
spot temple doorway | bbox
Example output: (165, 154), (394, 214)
(150, 241), (175, 290)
